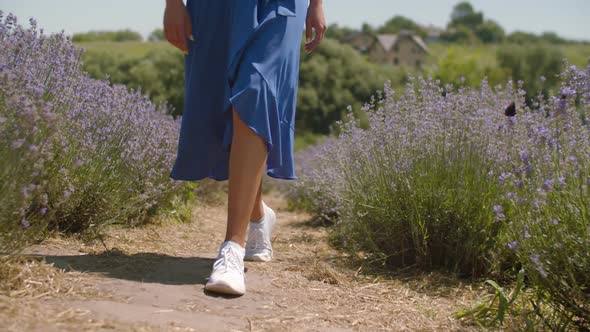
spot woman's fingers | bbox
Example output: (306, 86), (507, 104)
(175, 24), (188, 52)
(305, 23), (326, 53)
(304, 3), (326, 53)
(163, 2), (190, 53)
(185, 13), (193, 42)
(305, 24), (313, 46)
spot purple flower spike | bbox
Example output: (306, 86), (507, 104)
(508, 241), (519, 250)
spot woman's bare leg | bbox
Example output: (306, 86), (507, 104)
(225, 107), (268, 247)
(249, 180), (264, 222)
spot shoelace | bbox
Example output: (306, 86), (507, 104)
(213, 245), (243, 274)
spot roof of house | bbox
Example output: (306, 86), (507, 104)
(375, 34), (398, 52)
(342, 31), (430, 54)
(376, 31), (429, 53)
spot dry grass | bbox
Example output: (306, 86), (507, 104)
(0, 190), (492, 331)
(303, 260), (346, 285)
(0, 255), (114, 300)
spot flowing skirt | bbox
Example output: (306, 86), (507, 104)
(169, 0), (308, 181)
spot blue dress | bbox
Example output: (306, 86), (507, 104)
(169, 0), (308, 181)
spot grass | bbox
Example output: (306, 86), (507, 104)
(426, 43), (499, 67)
(294, 131), (326, 153)
(427, 42), (590, 68)
(562, 43), (590, 67)
(74, 40), (178, 58)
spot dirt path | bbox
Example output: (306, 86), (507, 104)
(2, 190), (481, 331)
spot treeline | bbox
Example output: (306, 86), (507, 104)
(73, 28), (167, 43)
(72, 29), (144, 42)
(327, 1), (589, 46)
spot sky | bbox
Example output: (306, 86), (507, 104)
(1, 0), (589, 41)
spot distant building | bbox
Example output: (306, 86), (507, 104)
(341, 30), (430, 68)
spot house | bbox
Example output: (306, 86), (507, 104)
(341, 30), (430, 68)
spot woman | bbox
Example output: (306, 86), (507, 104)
(163, 0), (326, 295)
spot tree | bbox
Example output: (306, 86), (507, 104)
(540, 31), (567, 44)
(297, 38), (405, 134)
(361, 23), (374, 34)
(441, 25), (477, 44)
(378, 16), (427, 39)
(449, 2), (484, 30)
(507, 31), (540, 44)
(325, 23), (357, 41)
(148, 29), (165, 42)
(475, 20), (505, 43)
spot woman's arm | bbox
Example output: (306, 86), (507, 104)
(163, 0), (193, 53)
(305, 0), (326, 53)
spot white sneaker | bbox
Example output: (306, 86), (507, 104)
(245, 200), (276, 262)
(205, 240), (246, 295)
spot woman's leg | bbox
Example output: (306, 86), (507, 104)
(249, 180), (264, 222)
(225, 106), (267, 247)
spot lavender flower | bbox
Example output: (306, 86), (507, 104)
(508, 241), (519, 250)
(1, 12), (185, 254)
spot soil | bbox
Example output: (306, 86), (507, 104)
(1, 189), (484, 331)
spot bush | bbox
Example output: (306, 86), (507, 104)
(427, 45), (509, 89)
(0, 12), (190, 257)
(497, 43), (564, 103)
(82, 47), (185, 117)
(290, 62), (590, 328)
(297, 38), (406, 134)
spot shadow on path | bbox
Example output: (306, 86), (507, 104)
(25, 250), (215, 286)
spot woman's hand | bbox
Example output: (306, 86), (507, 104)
(163, 0), (193, 53)
(305, 0), (326, 53)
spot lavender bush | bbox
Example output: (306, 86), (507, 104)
(290, 60), (589, 327)
(0, 12), (189, 256)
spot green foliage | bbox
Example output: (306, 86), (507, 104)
(508, 30), (582, 45)
(378, 16), (427, 39)
(294, 131), (324, 153)
(79, 37), (406, 134)
(496, 43), (564, 102)
(361, 23), (374, 34)
(148, 29), (165, 42)
(297, 38), (406, 134)
(426, 45), (509, 88)
(456, 269), (530, 327)
(441, 25), (477, 44)
(76, 40), (171, 58)
(562, 44), (590, 68)
(476, 20), (505, 44)
(449, 1), (484, 30)
(541, 31), (568, 44)
(507, 31), (542, 45)
(82, 46), (185, 116)
(72, 29), (143, 42)
(332, 139), (508, 276)
(453, 269), (575, 330)
(325, 23), (357, 41)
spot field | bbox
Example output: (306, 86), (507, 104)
(3, 13), (590, 331)
(75, 40), (177, 58)
(426, 42), (590, 68)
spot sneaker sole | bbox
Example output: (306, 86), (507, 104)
(244, 253), (272, 262)
(205, 280), (245, 295)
